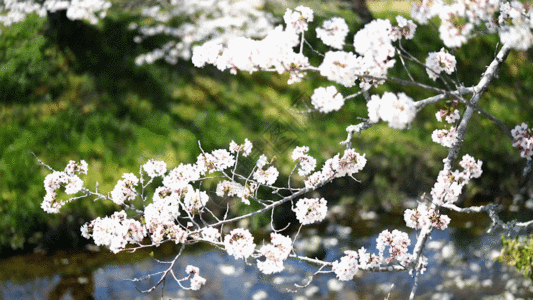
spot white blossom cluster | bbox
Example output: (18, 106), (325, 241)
(42, 160), (87, 213)
(426, 48), (457, 80)
(224, 228), (256, 260)
(430, 155), (483, 205)
(376, 229), (412, 265)
(291, 146), (317, 176)
(0, 0), (111, 29)
(293, 197), (328, 225)
(144, 186), (185, 246)
(134, 0), (277, 65)
(404, 202), (451, 230)
(367, 92), (417, 130)
(142, 159), (167, 178)
(110, 173), (139, 205)
(432, 106), (461, 148)
(229, 138), (253, 157)
(303, 148), (367, 188)
(81, 210), (146, 253)
(257, 233), (292, 274)
(410, 0), (533, 50)
(201, 227), (220, 242)
(511, 123), (533, 160)
(316, 17), (349, 49)
(253, 164), (279, 186)
(310, 86), (345, 113)
(283, 5), (313, 34)
(185, 265), (206, 291)
(318, 50), (362, 87)
(390, 15), (417, 41)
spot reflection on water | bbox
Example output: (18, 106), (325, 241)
(1, 210), (533, 299)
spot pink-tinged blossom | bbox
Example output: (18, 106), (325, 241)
(284, 6), (314, 34)
(459, 154), (483, 178)
(64, 160), (88, 176)
(376, 229), (411, 264)
(253, 166), (279, 185)
(431, 126), (459, 148)
(430, 168), (473, 205)
(257, 233), (292, 274)
(163, 163), (200, 190)
(319, 51), (362, 87)
(216, 180), (244, 198)
(229, 139), (253, 157)
(336, 149), (367, 178)
(81, 210), (146, 254)
(511, 123), (533, 160)
(404, 202), (451, 230)
(183, 188), (209, 214)
(41, 191), (65, 214)
(310, 86), (345, 113)
(366, 92), (417, 130)
(241, 182), (258, 205)
(316, 17), (349, 49)
(186, 265), (206, 290)
(332, 250), (359, 281)
(426, 48), (457, 80)
(143, 160), (167, 178)
(201, 227), (221, 242)
(390, 15), (417, 41)
(294, 198), (328, 225)
(445, 109), (460, 123)
(292, 146), (317, 176)
(498, 1), (533, 51)
(224, 228), (256, 260)
(210, 149), (236, 171)
(111, 173), (139, 205)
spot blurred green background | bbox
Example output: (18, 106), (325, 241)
(1, 0), (532, 256)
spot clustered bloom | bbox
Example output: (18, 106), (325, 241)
(292, 146), (317, 176)
(253, 165), (279, 186)
(404, 202), (451, 230)
(332, 247), (381, 281)
(435, 108), (460, 123)
(111, 173), (139, 205)
(310, 86), (345, 113)
(293, 198), (328, 225)
(431, 126), (459, 148)
(143, 160), (167, 178)
(426, 48), (457, 81)
(229, 139), (253, 157)
(185, 265), (206, 291)
(0, 0), (111, 28)
(376, 229), (412, 264)
(390, 15), (417, 41)
(183, 188), (209, 214)
(316, 17), (349, 49)
(367, 92), (417, 130)
(224, 228), (256, 260)
(201, 227), (221, 242)
(303, 149), (366, 188)
(81, 210), (146, 253)
(284, 5), (314, 34)
(430, 155), (483, 205)
(257, 233), (293, 274)
(42, 160), (87, 213)
(133, 0), (276, 65)
(511, 123), (533, 160)
(318, 50), (362, 87)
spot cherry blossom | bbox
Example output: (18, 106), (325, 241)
(293, 197), (328, 225)
(224, 228), (256, 260)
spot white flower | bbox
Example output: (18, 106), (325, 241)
(293, 198), (328, 225)
(143, 160), (167, 178)
(319, 51), (362, 87)
(431, 126), (458, 148)
(316, 17), (349, 49)
(366, 92), (416, 129)
(224, 228), (256, 259)
(253, 166), (279, 185)
(284, 6), (314, 34)
(183, 188), (209, 213)
(426, 48), (457, 80)
(332, 250), (359, 281)
(310, 86), (345, 113)
(201, 227), (221, 242)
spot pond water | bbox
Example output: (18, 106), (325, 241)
(1, 204), (533, 300)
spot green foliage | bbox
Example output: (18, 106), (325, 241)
(496, 235), (533, 280)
